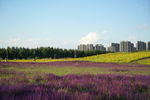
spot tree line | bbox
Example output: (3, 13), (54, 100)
(0, 47), (108, 60)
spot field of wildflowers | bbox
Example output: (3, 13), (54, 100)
(0, 61), (150, 100)
(0, 51), (150, 100)
(78, 51), (150, 64)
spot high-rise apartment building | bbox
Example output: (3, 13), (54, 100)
(120, 41), (135, 52)
(108, 43), (120, 52)
(146, 42), (150, 50)
(86, 44), (94, 50)
(136, 41), (146, 51)
(111, 43), (120, 52)
(78, 44), (86, 51)
(107, 46), (115, 52)
(131, 43), (136, 52)
(78, 44), (94, 51)
(95, 44), (106, 51)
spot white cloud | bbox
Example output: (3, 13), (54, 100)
(0, 38), (76, 49)
(0, 38), (52, 48)
(138, 24), (150, 29)
(78, 32), (99, 44)
(102, 30), (109, 34)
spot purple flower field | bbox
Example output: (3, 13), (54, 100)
(0, 74), (150, 100)
(0, 61), (150, 67)
(0, 61), (150, 100)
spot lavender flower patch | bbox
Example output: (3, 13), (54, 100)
(1, 61), (150, 68)
(0, 74), (150, 100)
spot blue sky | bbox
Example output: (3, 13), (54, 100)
(0, 0), (150, 49)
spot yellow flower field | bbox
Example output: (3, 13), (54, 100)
(0, 51), (150, 65)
